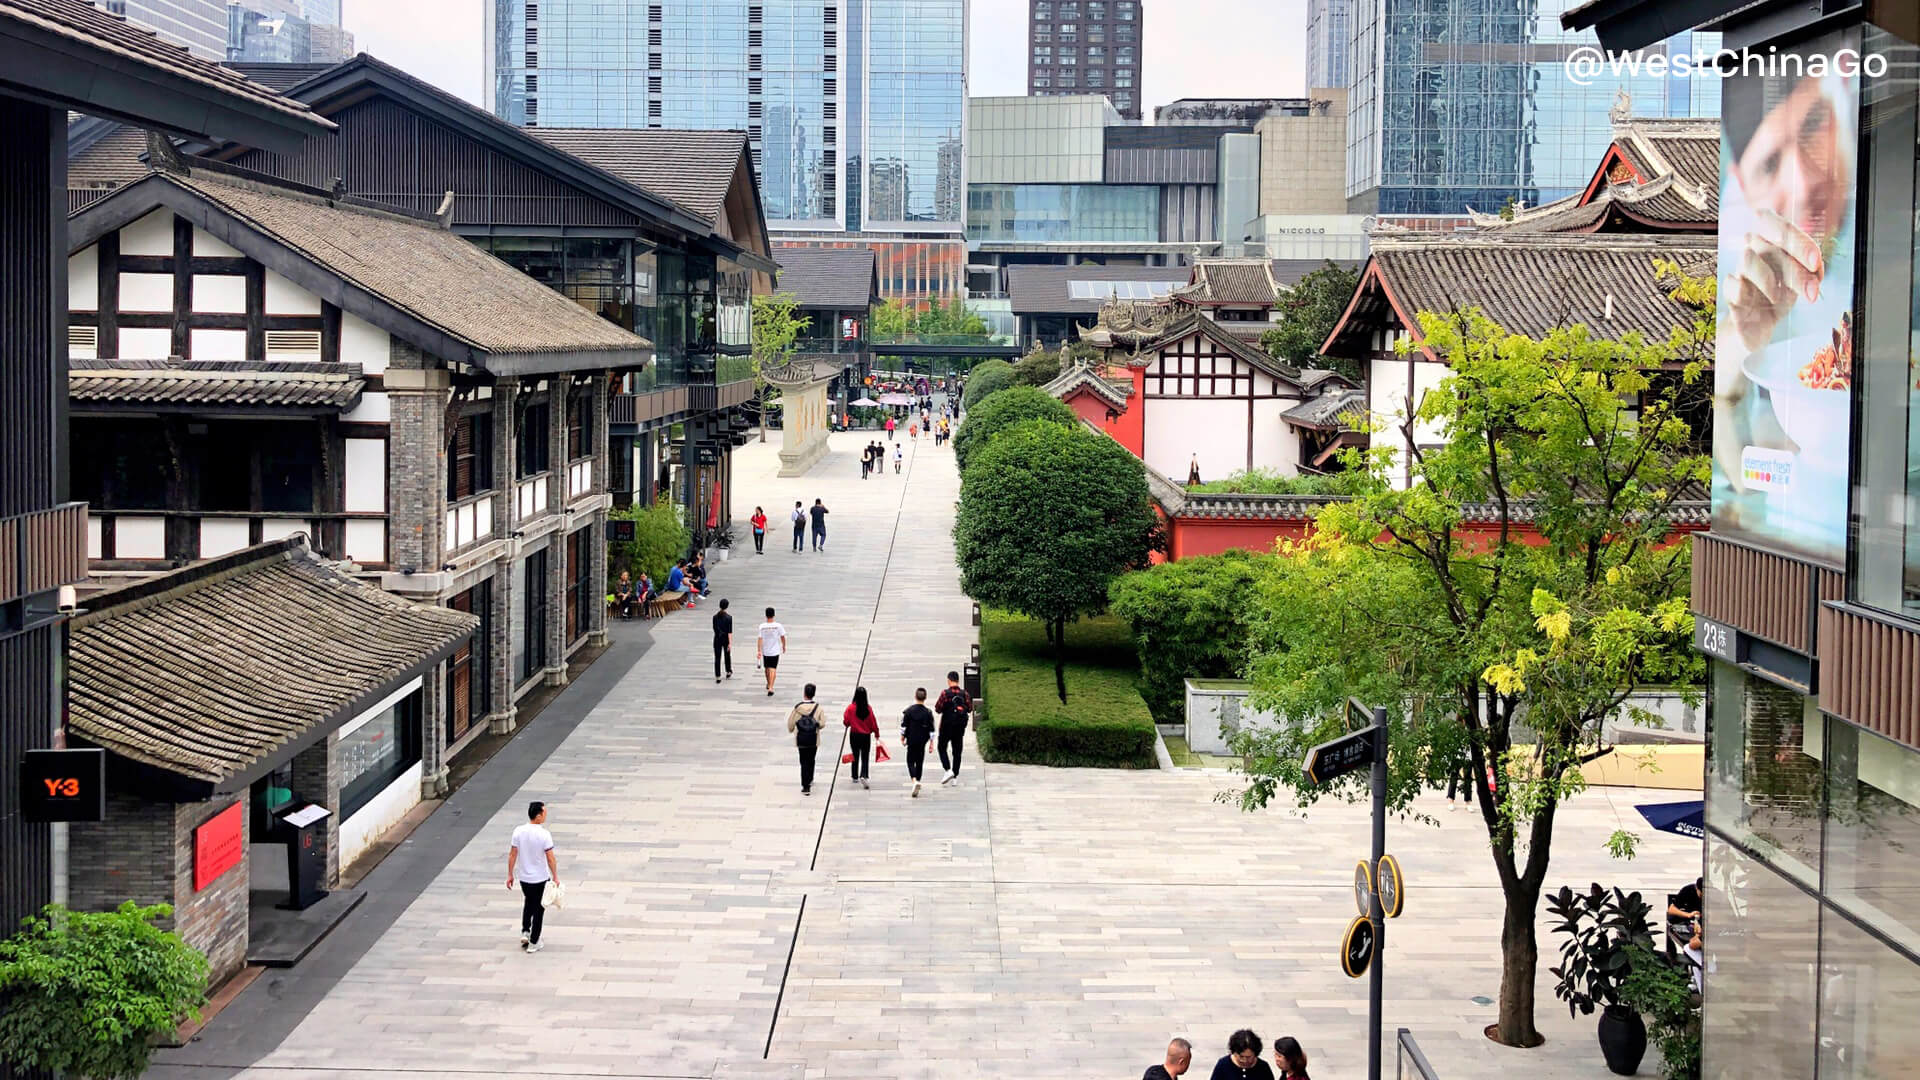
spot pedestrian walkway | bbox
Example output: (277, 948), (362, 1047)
(150, 429), (1700, 1080)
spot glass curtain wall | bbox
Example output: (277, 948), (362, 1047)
(863, 0), (964, 228)
(967, 184), (1160, 243)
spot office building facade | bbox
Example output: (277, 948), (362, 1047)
(1567, 2), (1920, 1076)
(91, 0), (228, 59)
(487, 0), (966, 303)
(1344, 0), (1718, 218)
(1025, 0), (1142, 120)
(1304, 0), (1350, 90)
(226, 0), (355, 64)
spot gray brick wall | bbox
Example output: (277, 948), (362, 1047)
(171, 797), (249, 985)
(386, 364), (449, 573)
(588, 373), (610, 645)
(290, 733), (341, 887)
(420, 659), (449, 797)
(543, 379), (569, 686)
(487, 382), (519, 733)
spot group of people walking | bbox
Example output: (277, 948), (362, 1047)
(786, 672), (973, 797)
(1145, 1031), (1311, 1080)
(860, 440), (901, 478)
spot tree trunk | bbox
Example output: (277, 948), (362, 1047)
(1053, 616), (1068, 704)
(1494, 878), (1546, 1047)
(757, 385), (767, 442)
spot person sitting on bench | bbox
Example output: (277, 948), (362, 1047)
(613, 571), (638, 620)
(688, 552), (712, 597)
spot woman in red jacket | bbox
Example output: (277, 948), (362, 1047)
(749, 506), (768, 555)
(844, 686), (881, 789)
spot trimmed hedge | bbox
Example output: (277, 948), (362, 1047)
(951, 385), (1078, 471)
(977, 613), (1158, 768)
(961, 359), (1015, 410)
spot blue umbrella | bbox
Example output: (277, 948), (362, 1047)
(1636, 800), (1704, 839)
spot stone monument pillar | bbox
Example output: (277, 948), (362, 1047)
(767, 357), (835, 477)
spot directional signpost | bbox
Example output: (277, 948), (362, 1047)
(1311, 699), (1390, 1080)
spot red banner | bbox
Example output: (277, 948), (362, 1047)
(193, 801), (244, 891)
(706, 478), (721, 530)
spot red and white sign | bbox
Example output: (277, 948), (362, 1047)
(193, 802), (244, 891)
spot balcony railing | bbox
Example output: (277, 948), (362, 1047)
(516, 472), (551, 520)
(444, 492), (496, 553)
(566, 457), (594, 501)
(1, 502), (88, 605)
(868, 331), (1019, 348)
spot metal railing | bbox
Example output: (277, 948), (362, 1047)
(2, 502), (89, 603)
(1395, 1029), (1440, 1080)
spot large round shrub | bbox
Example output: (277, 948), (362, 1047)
(1108, 549), (1269, 725)
(960, 359), (1014, 411)
(952, 385), (1078, 471)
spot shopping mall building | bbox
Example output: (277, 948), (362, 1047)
(1567, 0), (1920, 1074)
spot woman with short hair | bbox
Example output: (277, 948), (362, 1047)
(1209, 1030), (1275, 1080)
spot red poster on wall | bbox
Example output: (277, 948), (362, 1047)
(706, 478), (721, 530)
(193, 802), (244, 891)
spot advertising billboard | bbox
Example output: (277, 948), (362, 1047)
(1712, 29), (1862, 565)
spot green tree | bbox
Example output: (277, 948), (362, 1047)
(1259, 260), (1363, 378)
(1011, 344), (1063, 388)
(869, 298), (909, 341)
(909, 299), (991, 341)
(951, 385), (1078, 470)
(607, 501), (690, 584)
(955, 421), (1160, 702)
(961, 359), (1015, 410)
(1232, 268), (1711, 1047)
(751, 291), (811, 442)
(0, 902), (209, 1080)
(1108, 549), (1270, 725)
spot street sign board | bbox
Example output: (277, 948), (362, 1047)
(1341, 914), (1376, 978)
(1345, 696), (1373, 733)
(20, 748), (106, 823)
(1305, 728), (1376, 785)
(1377, 854), (1404, 919)
(1353, 859), (1374, 916)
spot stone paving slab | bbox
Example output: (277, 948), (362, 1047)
(164, 430), (1700, 1080)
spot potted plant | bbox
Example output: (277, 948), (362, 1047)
(1618, 942), (1702, 1079)
(1547, 883), (1657, 1075)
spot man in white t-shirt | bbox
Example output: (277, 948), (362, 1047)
(506, 801), (559, 953)
(756, 606), (788, 697)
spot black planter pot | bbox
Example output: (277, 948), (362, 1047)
(1597, 1005), (1647, 1076)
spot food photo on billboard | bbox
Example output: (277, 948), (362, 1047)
(1713, 28), (1862, 565)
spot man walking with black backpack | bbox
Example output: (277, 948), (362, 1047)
(935, 670), (972, 785)
(787, 682), (825, 795)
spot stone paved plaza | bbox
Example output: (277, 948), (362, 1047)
(150, 429), (1701, 1080)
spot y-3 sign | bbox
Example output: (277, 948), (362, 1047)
(20, 748), (106, 822)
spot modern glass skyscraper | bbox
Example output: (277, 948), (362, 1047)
(1305, 0), (1350, 90)
(488, 0), (966, 264)
(1344, 0), (1719, 217)
(91, 0), (227, 59)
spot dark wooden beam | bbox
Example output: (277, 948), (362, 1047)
(320, 301), (342, 365)
(245, 260), (266, 364)
(97, 230), (119, 359)
(170, 216), (191, 359)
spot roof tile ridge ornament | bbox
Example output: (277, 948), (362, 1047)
(145, 129), (188, 174)
(434, 190), (456, 229)
(1608, 87), (1633, 125)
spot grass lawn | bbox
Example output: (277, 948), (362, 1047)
(976, 613), (1159, 769)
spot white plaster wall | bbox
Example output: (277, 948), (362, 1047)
(1250, 397), (1304, 474)
(193, 274), (246, 314)
(1184, 681), (1290, 755)
(1146, 397), (1250, 483)
(199, 518), (250, 558)
(264, 271), (322, 315)
(68, 246), (97, 311)
(341, 391), (390, 423)
(339, 762), (422, 870)
(191, 226), (243, 258)
(341, 312), (387, 373)
(190, 328), (247, 361)
(343, 439), (386, 512)
(86, 516), (103, 559)
(344, 519), (386, 563)
(118, 272), (173, 312)
(120, 210), (174, 255)
(116, 516), (166, 559)
(1369, 353), (1412, 489)
(1409, 358), (1451, 463)
(260, 519), (312, 542)
(119, 327), (172, 358)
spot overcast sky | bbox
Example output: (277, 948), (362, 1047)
(344, 0), (1308, 116)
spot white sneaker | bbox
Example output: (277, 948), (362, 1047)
(861, 778), (870, 789)
(912, 781), (921, 797)
(941, 772), (954, 785)
(526, 941), (542, 954)
(520, 934), (530, 950)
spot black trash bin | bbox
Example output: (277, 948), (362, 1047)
(963, 662), (982, 700)
(279, 803), (332, 911)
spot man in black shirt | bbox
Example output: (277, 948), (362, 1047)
(711, 598), (734, 683)
(1668, 876), (1703, 924)
(809, 499), (829, 552)
(900, 687), (936, 797)
(934, 671), (972, 785)
(1144, 1038), (1193, 1080)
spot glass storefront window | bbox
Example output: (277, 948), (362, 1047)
(717, 259), (750, 350)
(1817, 908), (1920, 1079)
(1852, 27), (1920, 617)
(1706, 663), (1824, 885)
(1824, 720), (1920, 955)
(966, 184), (1159, 244)
(1701, 838), (1820, 1080)
(337, 691), (422, 820)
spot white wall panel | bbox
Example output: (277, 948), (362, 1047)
(339, 761), (422, 869)
(118, 272), (174, 312)
(118, 327), (172, 358)
(116, 516), (166, 559)
(1145, 398), (1249, 483)
(120, 210), (174, 255)
(341, 312), (387, 373)
(86, 516), (103, 560)
(1251, 399), (1302, 475)
(341, 391), (390, 423)
(190, 328), (246, 361)
(344, 519), (386, 563)
(68, 246), (97, 311)
(199, 518), (250, 558)
(344, 438), (387, 512)
(260, 519), (311, 542)
(193, 274), (246, 313)
(263, 271), (322, 315)
(191, 226), (243, 257)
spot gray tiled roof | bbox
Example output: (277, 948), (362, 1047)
(1270, 259), (1359, 288)
(1005, 264), (1190, 314)
(1138, 311), (1306, 386)
(1367, 232), (1715, 348)
(4, 0), (321, 127)
(1043, 364), (1133, 409)
(68, 538), (477, 787)
(772, 246), (877, 309)
(1180, 259), (1281, 304)
(68, 122), (150, 203)
(70, 359), (364, 410)
(1280, 388), (1367, 430)
(531, 127), (748, 226)
(221, 61), (336, 92)
(148, 168), (648, 360)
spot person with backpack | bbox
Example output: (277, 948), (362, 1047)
(787, 683), (825, 796)
(900, 688), (937, 798)
(843, 686), (880, 789)
(935, 671), (972, 785)
(790, 500), (806, 553)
